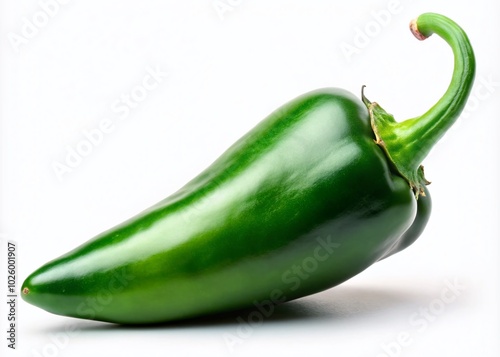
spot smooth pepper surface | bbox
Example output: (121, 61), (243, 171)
(22, 13), (474, 324)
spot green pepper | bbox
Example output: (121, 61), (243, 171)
(22, 13), (475, 324)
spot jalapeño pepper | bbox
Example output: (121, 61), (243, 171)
(21, 13), (475, 324)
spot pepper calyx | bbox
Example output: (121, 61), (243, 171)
(362, 87), (430, 198)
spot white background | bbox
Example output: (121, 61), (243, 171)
(1, 0), (499, 356)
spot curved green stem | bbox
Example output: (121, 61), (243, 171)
(364, 13), (476, 197)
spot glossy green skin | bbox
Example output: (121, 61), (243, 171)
(22, 88), (431, 324)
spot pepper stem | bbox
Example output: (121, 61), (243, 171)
(364, 13), (476, 197)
